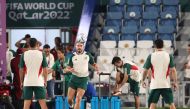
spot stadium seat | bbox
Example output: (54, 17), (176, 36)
(124, 19), (140, 27)
(102, 34), (120, 41)
(144, 0), (162, 6)
(142, 11), (159, 20)
(100, 41), (117, 56)
(105, 19), (122, 26)
(158, 25), (175, 34)
(109, 0), (126, 6)
(124, 11), (141, 19)
(106, 12), (123, 19)
(96, 56), (115, 81)
(127, 0), (143, 5)
(162, 0), (179, 6)
(108, 5), (125, 12)
(158, 33), (175, 41)
(118, 40), (135, 48)
(140, 25), (157, 34)
(103, 26), (120, 34)
(142, 20), (157, 29)
(126, 6), (143, 13)
(160, 11), (178, 19)
(121, 25), (138, 34)
(100, 41), (117, 48)
(163, 6), (179, 14)
(144, 5), (161, 13)
(118, 48), (135, 61)
(137, 40), (154, 48)
(120, 34), (137, 41)
(138, 34), (156, 40)
(159, 19), (177, 27)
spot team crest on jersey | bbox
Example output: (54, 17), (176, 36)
(84, 57), (87, 60)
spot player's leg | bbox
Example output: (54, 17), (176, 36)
(67, 87), (76, 108)
(160, 88), (176, 109)
(134, 95), (140, 109)
(148, 89), (161, 109)
(23, 100), (32, 109)
(22, 87), (33, 109)
(74, 88), (86, 109)
(130, 80), (140, 109)
(34, 87), (48, 109)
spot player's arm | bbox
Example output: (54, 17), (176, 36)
(142, 55), (152, 88)
(169, 54), (178, 90)
(15, 37), (25, 47)
(42, 53), (48, 86)
(19, 54), (25, 88)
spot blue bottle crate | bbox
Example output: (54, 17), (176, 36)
(111, 96), (120, 109)
(100, 96), (109, 109)
(91, 96), (99, 109)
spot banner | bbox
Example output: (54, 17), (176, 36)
(6, 0), (84, 28)
(75, 0), (96, 47)
(0, 0), (7, 81)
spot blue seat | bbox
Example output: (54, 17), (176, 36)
(163, 0), (179, 5)
(105, 20), (122, 26)
(108, 5), (125, 12)
(144, 5), (161, 13)
(163, 6), (179, 14)
(124, 19), (140, 27)
(159, 19), (177, 27)
(120, 34), (137, 40)
(127, 6), (143, 13)
(124, 11), (141, 19)
(160, 11), (178, 19)
(158, 33), (174, 41)
(158, 25), (175, 34)
(142, 20), (157, 28)
(140, 25), (157, 33)
(106, 12), (123, 19)
(138, 34), (156, 40)
(121, 25), (138, 34)
(102, 34), (120, 41)
(127, 0), (143, 5)
(143, 11), (159, 19)
(109, 0), (126, 5)
(103, 26), (120, 34)
(144, 0), (162, 5)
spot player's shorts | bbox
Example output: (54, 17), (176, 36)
(69, 74), (88, 90)
(148, 88), (173, 105)
(23, 86), (46, 100)
(127, 77), (140, 96)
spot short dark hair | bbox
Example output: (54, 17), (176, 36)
(43, 44), (50, 49)
(112, 56), (121, 64)
(154, 39), (164, 49)
(25, 34), (31, 39)
(188, 44), (190, 47)
(29, 38), (37, 48)
(57, 48), (64, 54)
(55, 37), (61, 43)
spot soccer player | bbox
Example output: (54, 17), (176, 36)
(19, 38), (48, 109)
(112, 57), (140, 109)
(142, 39), (178, 109)
(67, 39), (99, 109)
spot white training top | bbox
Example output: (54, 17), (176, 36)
(19, 50), (47, 86)
(69, 51), (95, 77)
(143, 51), (175, 89)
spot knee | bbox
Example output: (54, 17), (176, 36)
(75, 95), (82, 104)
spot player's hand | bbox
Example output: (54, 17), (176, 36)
(142, 81), (147, 88)
(20, 82), (23, 89)
(172, 82), (178, 91)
